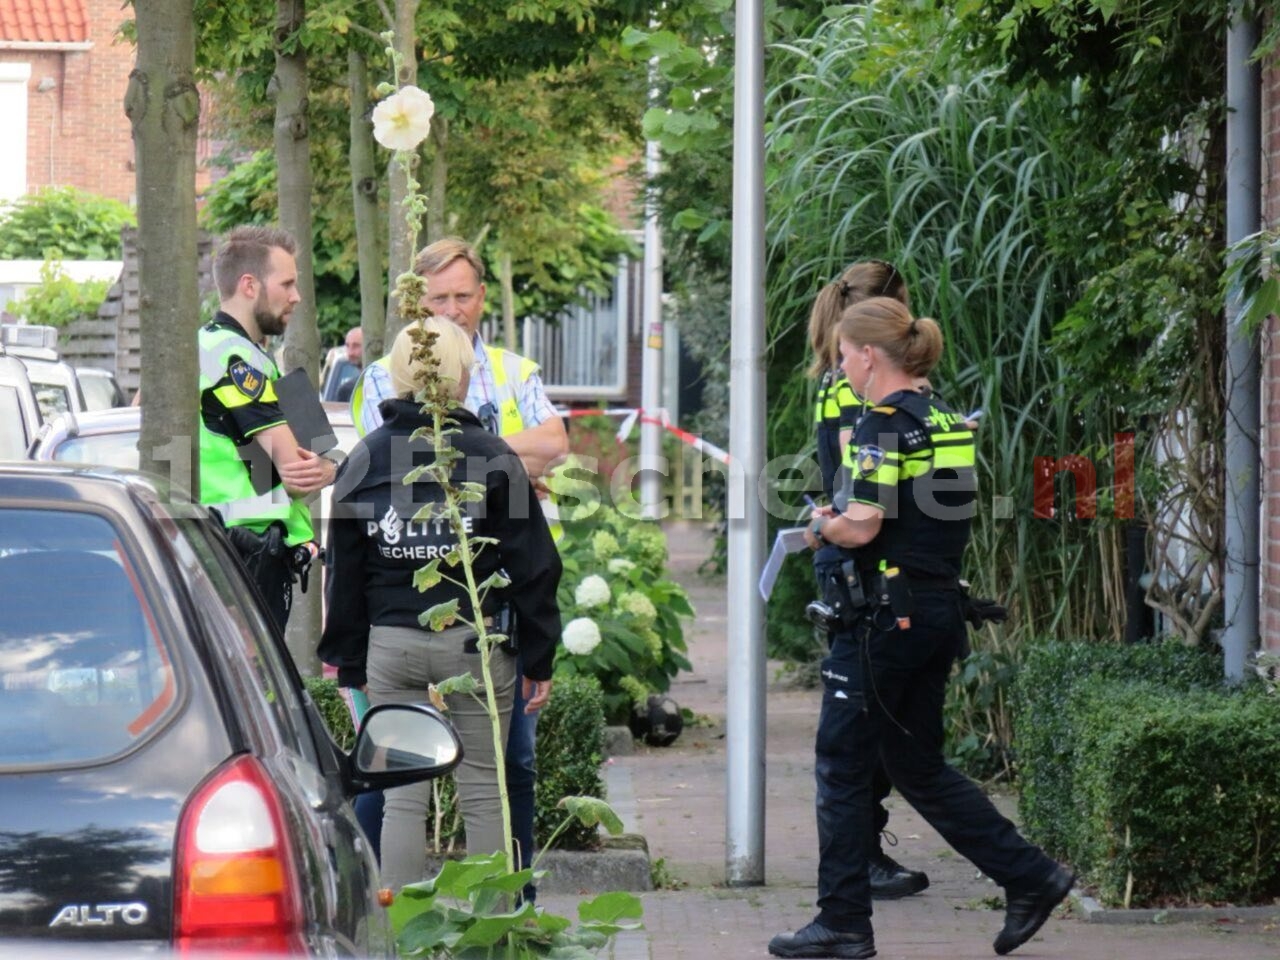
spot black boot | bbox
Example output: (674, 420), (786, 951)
(993, 864), (1074, 955)
(869, 849), (929, 900)
(768, 921), (876, 959)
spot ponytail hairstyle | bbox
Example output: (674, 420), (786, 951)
(807, 259), (910, 378)
(838, 296), (942, 379)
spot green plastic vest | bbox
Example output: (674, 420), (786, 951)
(197, 323), (314, 546)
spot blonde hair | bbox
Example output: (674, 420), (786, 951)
(388, 317), (475, 401)
(412, 236), (485, 283)
(807, 260), (910, 378)
(838, 296), (941, 379)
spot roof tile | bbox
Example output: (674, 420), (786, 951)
(0, 0), (89, 44)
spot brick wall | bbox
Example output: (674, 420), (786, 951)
(1262, 54), (1280, 653)
(24, 0), (137, 202)
(18, 0), (215, 205)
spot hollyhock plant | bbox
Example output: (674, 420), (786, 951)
(371, 84), (435, 151)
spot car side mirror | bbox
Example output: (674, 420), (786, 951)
(347, 703), (463, 793)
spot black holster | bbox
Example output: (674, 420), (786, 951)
(821, 560), (868, 631)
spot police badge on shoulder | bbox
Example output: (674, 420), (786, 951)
(854, 444), (885, 477)
(229, 358), (266, 399)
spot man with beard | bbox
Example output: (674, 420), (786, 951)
(198, 225), (336, 630)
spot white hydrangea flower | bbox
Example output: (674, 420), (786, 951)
(562, 617), (602, 655)
(372, 85), (435, 151)
(574, 573), (611, 609)
(607, 557), (636, 575)
(618, 590), (658, 625)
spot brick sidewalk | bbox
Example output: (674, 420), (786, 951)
(558, 521), (1280, 960)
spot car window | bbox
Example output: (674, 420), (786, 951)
(31, 383), (71, 423)
(0, 387), (30, 457)
(79, 374), (124, 411)
(52, 431), (141, 469)
(0, 509), (179, 767)
(177, 519), (320, 764)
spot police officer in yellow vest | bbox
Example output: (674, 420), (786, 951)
(771, 297), (1071, 960)
(199, 225), (336, 632)
(346, 237), (568, 895)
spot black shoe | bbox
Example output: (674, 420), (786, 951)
(869, 851), (929, 900)
(768, 921), (876, 959)
(993, 864), (1075, 955)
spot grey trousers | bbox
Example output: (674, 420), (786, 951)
(366, 623), (517, 891)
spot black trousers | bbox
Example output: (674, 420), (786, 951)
(813, 588), (1055, 935)
(813, 553), (894, 846)
(228, 526), (294, 634)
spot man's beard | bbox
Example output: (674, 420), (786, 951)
(255, 290), (288, 338)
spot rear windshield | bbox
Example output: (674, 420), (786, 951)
(52, 431), (141, 469)
(0, 508), (178, 766)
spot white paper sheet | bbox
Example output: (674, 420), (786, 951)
(758, 526), (811, 601)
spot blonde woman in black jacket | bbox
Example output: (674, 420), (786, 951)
(320, 317), (562, 891)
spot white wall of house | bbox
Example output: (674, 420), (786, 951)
(0, 63), (30, 202)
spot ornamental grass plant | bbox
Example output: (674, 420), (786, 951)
(762, 6), (1134, 773)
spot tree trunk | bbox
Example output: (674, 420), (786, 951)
(383, 0), (421, 343)
(427, 116), (447, 243)
(499, 248), (517, 352)
(273, 0), (321, 675)
(126, 1), (199, 494)
(348, 47), (386, 361)
(273, 0), (318, 381)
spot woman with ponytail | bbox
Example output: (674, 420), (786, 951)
(772, 298), (1071, 960)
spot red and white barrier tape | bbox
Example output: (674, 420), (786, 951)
(555, 406), (732, 465)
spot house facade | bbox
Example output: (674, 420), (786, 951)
(0, 0), (141, 204)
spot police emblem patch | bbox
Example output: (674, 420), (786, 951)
(855, 444), (885, 477)
(228, 358), (266, 399)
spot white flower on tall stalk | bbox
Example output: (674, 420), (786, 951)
(575, 574), (611, 609)
(562, 617), (602, 655)
(372, 85), (435, 151)
(607, 557), (636, 575)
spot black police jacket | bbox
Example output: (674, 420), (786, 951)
(319, 399), (562, 687)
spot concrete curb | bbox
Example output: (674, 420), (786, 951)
(535, 835), (653, 894)
(1073, 891), (1280, 925)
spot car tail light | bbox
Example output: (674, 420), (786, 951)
(173, 754), (306, 954)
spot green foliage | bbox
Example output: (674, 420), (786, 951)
(534, 674), (607, 851)
(6, 262), (110, 329)
(303, 676), (356, 751)
(764, 7), (1123, 685)
(1012, 640), (1222, 861)
(552, 508), (694, 724)
(1066, 679), (1280, 907)
(390, 851), (642, 958)
(0, 187), (134, 261)
(943, 644), (1020, 781)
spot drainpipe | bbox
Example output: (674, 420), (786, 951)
(1223, 7), (1260, 683)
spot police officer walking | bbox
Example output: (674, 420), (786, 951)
(198, 226), (335, 631)
(770, 297), (1072, 959)
(319, 317), (562, 892)
(807, 259), (928, 900)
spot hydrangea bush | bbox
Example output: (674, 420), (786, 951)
(554, 505), (694, 724)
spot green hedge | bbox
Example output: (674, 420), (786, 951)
(1013, 641), (1280, 906)
(1013, 640), (1221, 859)
(307, 674), (607, 853)
(304, 675), (355, 751)
(534, 673), (607, 851)
(1070, 679), (1280, 906)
